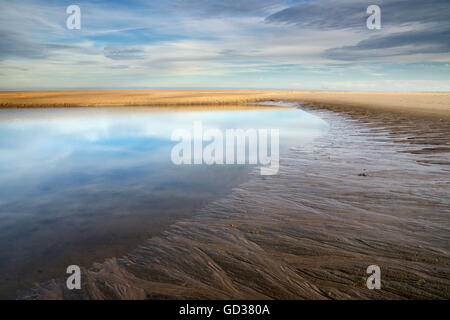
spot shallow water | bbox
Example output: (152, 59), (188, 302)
(0, 105), (328, 298)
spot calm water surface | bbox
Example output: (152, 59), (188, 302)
(0, 105), (328, 297)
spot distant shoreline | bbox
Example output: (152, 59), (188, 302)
(1, 89), (449, 119)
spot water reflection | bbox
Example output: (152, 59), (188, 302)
(0, 105), (328, 297)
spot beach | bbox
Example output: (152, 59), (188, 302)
(0, 90), (449, 117)
(2, 0), (449, 306)
(1, 90), (449, 299)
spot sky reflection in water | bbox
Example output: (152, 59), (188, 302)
(0, 105), (328, 297)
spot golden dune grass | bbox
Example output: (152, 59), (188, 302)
(0, 89), (449, 118)
(0, 89), (279, 107)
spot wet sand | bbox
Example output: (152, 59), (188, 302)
(21, 100), (450, 300)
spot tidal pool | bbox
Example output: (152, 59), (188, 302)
(0, 104), (328, 298)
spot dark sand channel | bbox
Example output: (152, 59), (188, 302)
(19, 102), (450, 300)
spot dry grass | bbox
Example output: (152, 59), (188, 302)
(0, 89), (449, 118)
(0, 89), (280, 108)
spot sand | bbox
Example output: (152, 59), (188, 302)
(17, 99), (450, 300)
(0, 90), (449, 119)
(0, 90), (278, 108)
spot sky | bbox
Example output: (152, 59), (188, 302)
(0, 0), (449, 91)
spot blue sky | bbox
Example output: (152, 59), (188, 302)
(0, 0), (449, 91)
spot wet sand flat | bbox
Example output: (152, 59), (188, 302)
(21, 100), (450, 300)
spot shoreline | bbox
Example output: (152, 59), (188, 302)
(20, 101), (450, 300)
(1, 90), (449, 119)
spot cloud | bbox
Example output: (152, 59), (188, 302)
(266, 0), (450, 61)
(104, 46), (146, 60)
(172, 0), (286, 16)
(0, 30), (47, 60)
(324, 26), (450, 60)
(0, 0), (449, 90)
(106, 65), (129, 70)
(0, 30), (99, 61)
(266, 0), (450, 30)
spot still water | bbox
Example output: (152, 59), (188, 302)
(0, 104), (328, 297)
